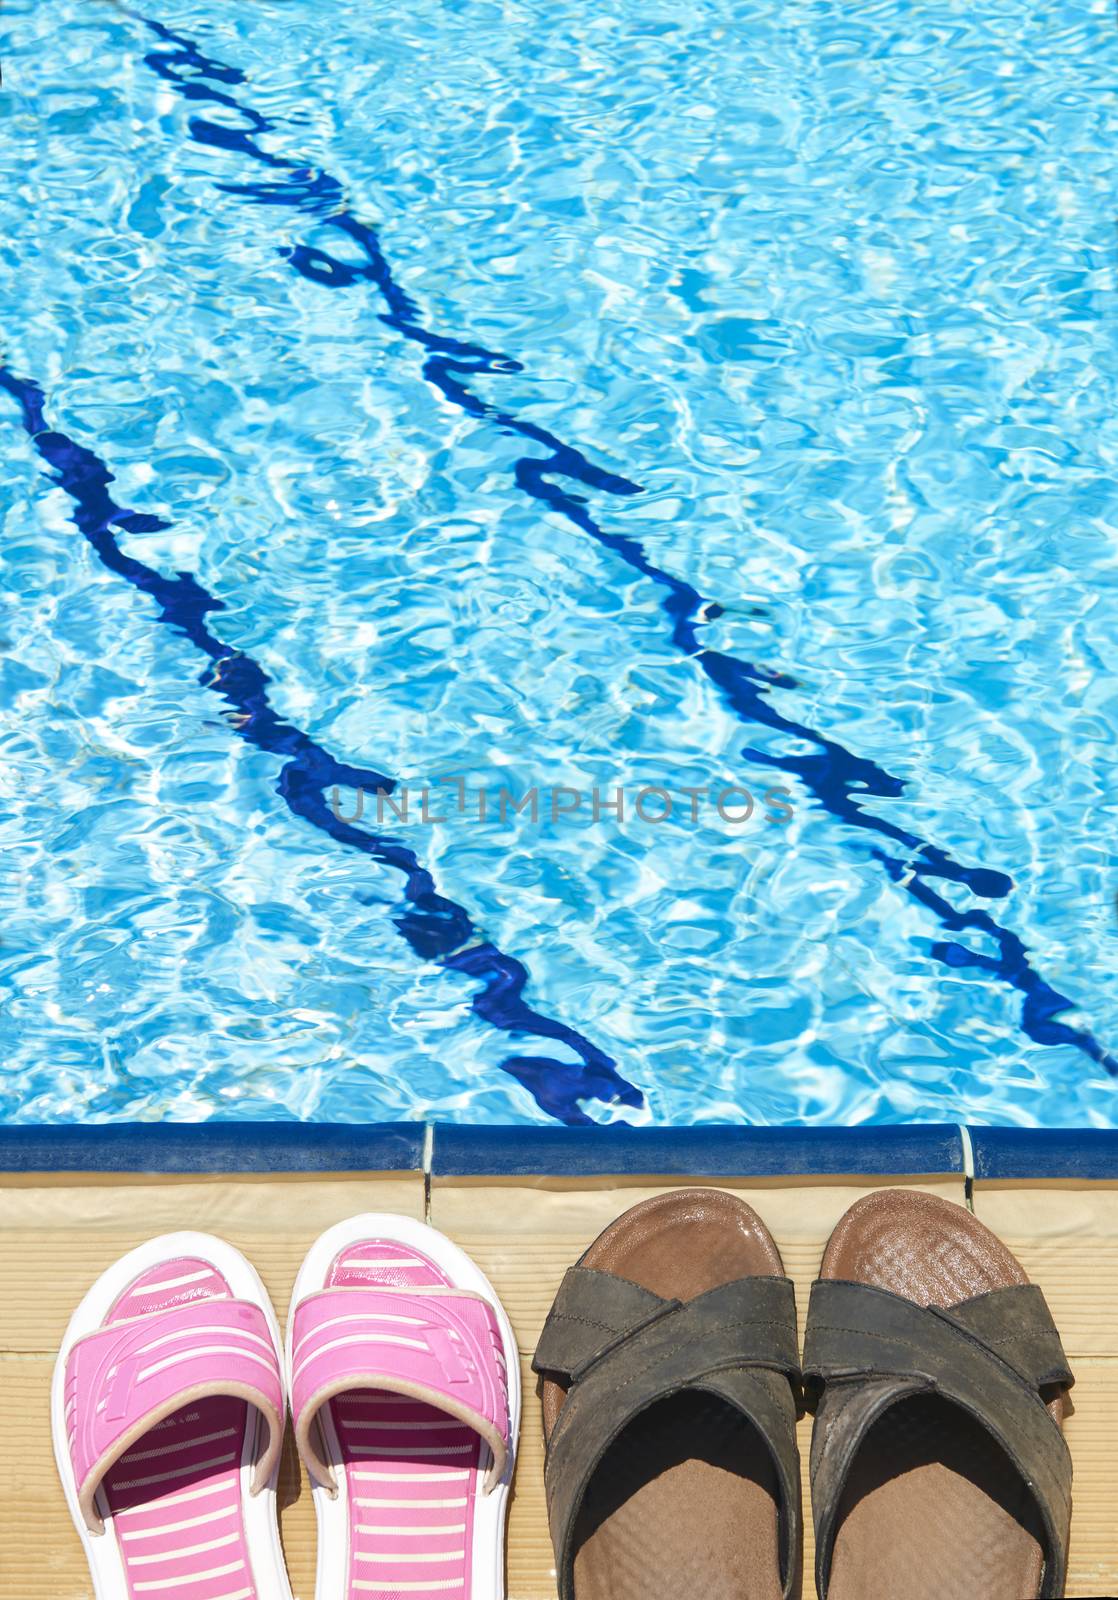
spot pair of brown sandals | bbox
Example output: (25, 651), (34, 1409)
(532, 1188), (1073, 1600)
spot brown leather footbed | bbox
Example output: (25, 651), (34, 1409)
(540, 1188), (789, 1600)
(818, 1189), (1067, 1600)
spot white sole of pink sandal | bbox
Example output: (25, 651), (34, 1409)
(51, 1231), (292, 1600)
(286, 1212), (520, 1600)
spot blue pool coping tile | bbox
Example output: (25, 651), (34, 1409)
(427, 1123), (964, 1177)
(968, 1127), (1118, 1182)
(0, 1121), (426, 1174)
(0, 1122), (1115, 1181)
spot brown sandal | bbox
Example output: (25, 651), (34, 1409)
(532, 1189), (802, 1600)
(804, 1189), (1073, 1599)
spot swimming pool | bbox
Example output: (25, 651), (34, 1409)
(3, 0), (1117, 1128)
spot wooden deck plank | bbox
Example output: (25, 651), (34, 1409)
(5, 1166), (1112, 1599)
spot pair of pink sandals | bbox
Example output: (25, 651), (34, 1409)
(52, 1215), (520, 1600)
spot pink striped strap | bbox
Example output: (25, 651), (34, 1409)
(291, 1286), (511, 1492)
(64, 1297), (284, 1534)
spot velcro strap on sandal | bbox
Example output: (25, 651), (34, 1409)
(803, 1278), (1073, 1599)
(290, 1287), (511, 1492)
(64, 1297), (284, 1534)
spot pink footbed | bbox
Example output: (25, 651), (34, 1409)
(99, 1258), (263, 1600)
(324, 1241), (483, 1599)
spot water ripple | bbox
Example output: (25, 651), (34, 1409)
(2, 0), (1115, 1124)
(0, 366), (642, 1125)
(125, 9), (1115, 1079)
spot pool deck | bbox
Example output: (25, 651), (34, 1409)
(1, 1122), (1115, 1599)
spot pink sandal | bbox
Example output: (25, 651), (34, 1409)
(287, 1213), (520, 1600)
(52, 1231), (290, 1600)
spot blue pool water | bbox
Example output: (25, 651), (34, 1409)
(2, 1), (1117, 1128)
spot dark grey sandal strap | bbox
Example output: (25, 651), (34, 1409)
(531, 1266), (682, 1382)
(533, 1267), (800, 1386)
(804, 1279), (1073, 1600)
(535, 1273), (802, 1600)
(940, 1283), (1074, 1391)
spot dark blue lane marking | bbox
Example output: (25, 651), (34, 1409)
(0, 368), (643, 1126)
(125, 15), (1117, 1078)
